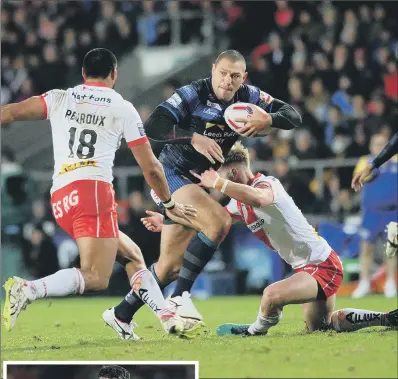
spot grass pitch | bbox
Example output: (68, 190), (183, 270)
(2, 295), (397, 378)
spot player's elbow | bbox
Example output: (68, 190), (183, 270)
(291, 109), (302, 128)
(143, 165), (160, 180)
(270, 101), (302, 130)
(250, 192), (273, 208)
(142, 158), (163, 180)
(285, 106), (302, 130)
(143, 110), (171, 142)
(143, 122), (157, 141)
(251, 198), (265, 208)
(143, 113), (158, 140)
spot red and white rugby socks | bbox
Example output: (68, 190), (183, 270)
(248, 307), (283, 335)
(331, 308), (389, 332)
(23, 268), (85, 300)
(130, 269), (175, 320)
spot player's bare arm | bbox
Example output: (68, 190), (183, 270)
(130, 141), (174, 202)
(129, 142), (197, 222)
(141, 206), (240, 233)
(0, 96), (45, 125)
(190, 168), (273, 207)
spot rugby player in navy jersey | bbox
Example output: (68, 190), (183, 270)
(352, 131), (398, 289)
(102, 50), (302, 339)
(352, 132), (398, 191)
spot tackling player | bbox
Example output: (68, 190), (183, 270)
(104, 50), (302, 338)
(141, 142), (398, 335)
(1, 48), (197, 337)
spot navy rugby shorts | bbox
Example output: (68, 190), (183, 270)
(150, 165), (209, 225)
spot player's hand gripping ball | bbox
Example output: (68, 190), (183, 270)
(224, 102), (272, 137)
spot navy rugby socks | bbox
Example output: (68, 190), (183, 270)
(172, 232), (218, 297)
(115, 233), (218, 322)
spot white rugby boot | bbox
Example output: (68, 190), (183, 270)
(167, 291), (203, 320)
(167, 291), (206, 338)
(158, 310), (186, 336)
(102, 307), (140, 341)
(2, 277), (32, 331)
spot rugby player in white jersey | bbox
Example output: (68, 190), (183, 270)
(0, 48), (197, 338)
(141, 142), (398, 334)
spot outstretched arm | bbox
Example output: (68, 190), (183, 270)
(1, 96), (46, 125)
(372, 132), (398, 169)
(141, 210), (165, 232)
(191, 169), (274, 208)
(352, 133), (398, 192)
(130, 142), (172, 202)
(129, 142), (196, 223)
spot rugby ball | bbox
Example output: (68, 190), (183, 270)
(224, 102), (271, 136)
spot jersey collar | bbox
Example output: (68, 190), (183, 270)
(83, 81), (110, 88)
(247, 172), (262, 185)
(207, 77), (218, 102)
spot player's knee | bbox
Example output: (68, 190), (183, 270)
(220, 213), (232, 238)
(166, 261), (182, 281)
(92, 275), (110, 291)
(122, 248), (145, 265)
(168, 268), (180, 282)
(206, 212), (232, 241)
(118, 237), (145, 265)
(156, 261), (181, 282)
(262, 287), (284, 308)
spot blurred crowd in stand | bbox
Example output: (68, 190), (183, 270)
(2, 1), (397, 285)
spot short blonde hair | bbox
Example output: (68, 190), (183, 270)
(223, 141), (250, 168)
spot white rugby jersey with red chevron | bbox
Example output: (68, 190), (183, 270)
(225, 173), (332, 269)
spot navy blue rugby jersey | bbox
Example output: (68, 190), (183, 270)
(157, 77), (273, 179)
